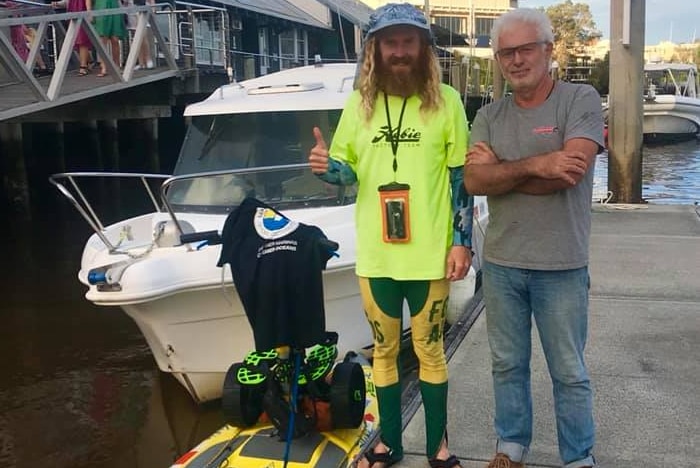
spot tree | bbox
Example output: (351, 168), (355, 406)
(589, 52), (609, 96)
(544, 1), (602, 80)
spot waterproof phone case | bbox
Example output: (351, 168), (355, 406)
(378, 182), (411, 243)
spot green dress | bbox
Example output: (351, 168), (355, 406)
(93, 0), (126, 38)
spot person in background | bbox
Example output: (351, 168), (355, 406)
(308, 3), (473, 468)
(9, 19), (30, 62)
(6, 0), (30, 62)
(5, 0), (50, 75)
(23, 24), (52, 75)
(464, 8), (604, 468)
(92, 0), (125, 76)
(51, 0), (92, 76)
(125, 0), (153, 69)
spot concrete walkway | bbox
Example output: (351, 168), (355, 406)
(399, 204), (700, 467)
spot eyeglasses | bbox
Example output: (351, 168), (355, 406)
(496, 41), (547, 62)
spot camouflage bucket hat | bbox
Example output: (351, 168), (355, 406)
(366, 2), (431, 37)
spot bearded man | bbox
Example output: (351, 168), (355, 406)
(308, 3), (473, 468)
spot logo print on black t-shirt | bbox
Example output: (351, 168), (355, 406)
(253, 207), (299, 239)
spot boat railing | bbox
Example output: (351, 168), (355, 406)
(50, 163), (351, 253)
(49, 172), (171, 252)
(159, 163), (337, 240)
(644, 66), (699, 99)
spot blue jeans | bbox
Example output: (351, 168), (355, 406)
(483, 261), (595, 468)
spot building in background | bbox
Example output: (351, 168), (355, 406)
(360, 0), (516, 58)
(563, 45), (595, 83)
(169, 0), (373, 81)
(222, 0), (374, 79)
(357, 1), (518, 96)
(580, 38), (699, 66)
(644, 40), (700, 63)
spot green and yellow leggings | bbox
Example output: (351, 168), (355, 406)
(359, 276), (450, 459)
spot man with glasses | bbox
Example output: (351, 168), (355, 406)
(464, 8), (603, 468)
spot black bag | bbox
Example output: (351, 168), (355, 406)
(263, 382), (315, 439)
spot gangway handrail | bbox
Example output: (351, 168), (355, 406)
(0, 4), (181, 107)
(0, 4), (166, 25)
(1, 2), (231, 120)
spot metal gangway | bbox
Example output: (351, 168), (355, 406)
(0, 0), (229, 121)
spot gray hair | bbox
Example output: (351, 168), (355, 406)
(490, 8), (554, 53)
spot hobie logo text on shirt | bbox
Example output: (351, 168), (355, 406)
(532, 125), (559, 135)
(372, 126), (421, 144)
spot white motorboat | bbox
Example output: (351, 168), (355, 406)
(642, 62), (700, 143)
(50, 62), (489, 403)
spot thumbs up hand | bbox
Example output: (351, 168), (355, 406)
(309, 126), (330, 174)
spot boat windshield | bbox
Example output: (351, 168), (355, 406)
(166, 110), (355, 213)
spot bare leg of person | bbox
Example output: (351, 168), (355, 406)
(79, 45), (90, 75)
(140, 37), (152, 68)
(109, 36), (120, 68)
(98, 36), (109, 76)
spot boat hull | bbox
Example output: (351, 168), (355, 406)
(642, 95), (700, 143)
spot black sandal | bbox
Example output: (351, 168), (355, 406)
(428, 431), (461, 468)
(363, 446), (402, 468)
(78, 66), (89, 76)
(428, 454), (461, 468)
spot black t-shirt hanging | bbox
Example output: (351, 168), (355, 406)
(216, 197), (334, 351)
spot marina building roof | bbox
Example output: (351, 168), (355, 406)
(215, 0), (332, 29)
(314, 0), (374, 28)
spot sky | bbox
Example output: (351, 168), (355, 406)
(519, 0), (698, 45)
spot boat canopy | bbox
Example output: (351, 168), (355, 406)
(644, 62), (698, 73)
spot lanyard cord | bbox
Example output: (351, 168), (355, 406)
(384, 93), (408, 180)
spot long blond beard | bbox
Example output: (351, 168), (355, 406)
(376, 60), (420, 97)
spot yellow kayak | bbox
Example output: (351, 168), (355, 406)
(170, 351), (379, 468)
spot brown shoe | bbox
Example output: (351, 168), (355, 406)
(486, 453), (525, 468)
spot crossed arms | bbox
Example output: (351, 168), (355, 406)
(464, 137), (599, 196)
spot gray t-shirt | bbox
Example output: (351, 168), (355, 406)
(469, 81), (604, 270)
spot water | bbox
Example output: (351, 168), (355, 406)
(0, 138), (698, 468)
(595, 140), (700, 205)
